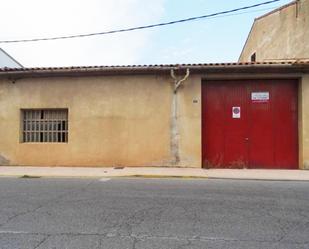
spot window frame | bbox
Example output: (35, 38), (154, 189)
(21, 108), (69, 143)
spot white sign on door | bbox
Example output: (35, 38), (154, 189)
(232, 106), (241, 118)
(251, 92), (269, 103)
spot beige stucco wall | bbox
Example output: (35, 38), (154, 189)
(239, 0), (309, 62)
(0, 74), (201, 167)
(300, 74), (309, 169)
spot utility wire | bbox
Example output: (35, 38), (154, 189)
(0, 0), (281, 43)
(203, 6), (282, 20)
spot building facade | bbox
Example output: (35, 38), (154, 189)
(0, 63), (309, 169)
(239, 0), (309, 62)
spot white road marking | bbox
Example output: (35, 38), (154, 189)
(0, 230), (27, 234)
(99, 178), (111, 182)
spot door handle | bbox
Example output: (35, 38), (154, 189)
(245, 138), (249, 141)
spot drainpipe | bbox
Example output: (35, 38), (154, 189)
(295, 0), (300, 18)
(170, 68), (190, 165)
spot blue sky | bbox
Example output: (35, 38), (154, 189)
(0, 0), (291, 67)
(142, 0), (292, 64)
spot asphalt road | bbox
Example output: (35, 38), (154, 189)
(0, 177), (308, 249)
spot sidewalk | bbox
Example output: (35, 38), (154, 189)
(0, 166), (309, 181)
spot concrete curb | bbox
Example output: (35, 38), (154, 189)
(1, 175), (306, 182)
(207, 177), (309, 182)
(0, 167), (309, 181)
(0, 166), (210, 179)
(0, 174), (208, 180)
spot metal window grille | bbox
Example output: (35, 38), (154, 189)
(22, 109), (68, 143)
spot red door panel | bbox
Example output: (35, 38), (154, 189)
(248, 81), (275, 168)
(202, 79), (298, 169)
(202, 83), (225, 167)
(222, 83), (248, 167)
(272, 81), (298, 168)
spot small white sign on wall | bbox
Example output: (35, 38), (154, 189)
(232, 107), (241, 118)
(251, 92), (269, 103)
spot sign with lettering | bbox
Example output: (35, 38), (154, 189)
(251, 92), (269, 103)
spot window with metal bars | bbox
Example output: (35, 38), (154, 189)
(22, 109), (68, 143)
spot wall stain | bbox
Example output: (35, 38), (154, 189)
(0, 154), (10, 165)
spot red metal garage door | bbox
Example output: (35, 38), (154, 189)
(202, 79), (298, 169)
